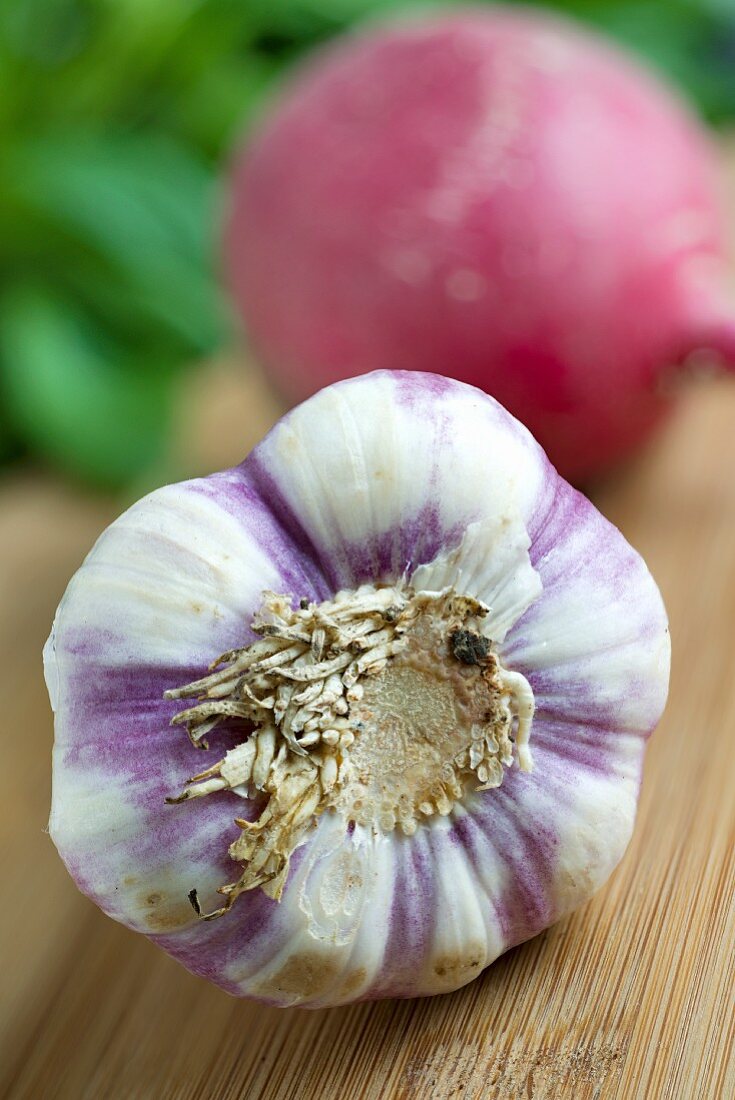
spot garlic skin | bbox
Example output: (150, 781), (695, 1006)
(45, 371), (670, 1006)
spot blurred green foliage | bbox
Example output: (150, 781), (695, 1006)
(1, 0), (734, 486)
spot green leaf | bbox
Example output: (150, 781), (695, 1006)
(0, 284), (176, 486)
(7, 132), (226, 354)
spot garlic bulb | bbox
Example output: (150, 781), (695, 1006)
(45, 371), (670, 1006)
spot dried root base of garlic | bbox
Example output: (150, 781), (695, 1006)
(165, 584), (535, 919)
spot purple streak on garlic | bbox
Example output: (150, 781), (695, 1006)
(45, 371), (669, 1006)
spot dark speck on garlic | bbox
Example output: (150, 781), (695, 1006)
(44, 370), (670, 1006)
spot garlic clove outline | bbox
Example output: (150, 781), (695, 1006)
(46, 370), (670, 1005)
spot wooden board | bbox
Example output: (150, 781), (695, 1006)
(1, 357), (734, 1100)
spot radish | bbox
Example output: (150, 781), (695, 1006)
(224, 8), (735, 481)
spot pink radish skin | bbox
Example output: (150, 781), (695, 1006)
(225, 8), (735, 481)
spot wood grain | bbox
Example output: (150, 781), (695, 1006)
(1, 361), (733, 1100)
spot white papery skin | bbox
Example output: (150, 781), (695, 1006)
(46, 371), (670, 1006)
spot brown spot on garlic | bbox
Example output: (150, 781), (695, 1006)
(254, 952), (341, 1000)
(450, 628), (491, 665)
(338, 967), (368, 998)
(139, 891), (199, 933)
(432, 947), (486, 985)
(165, 583), (535, 917)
